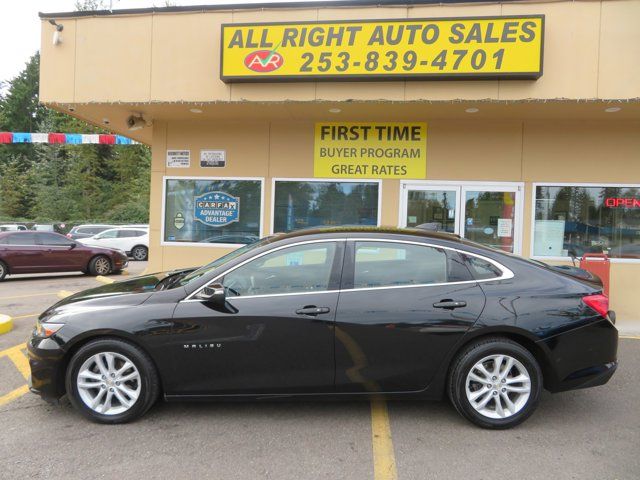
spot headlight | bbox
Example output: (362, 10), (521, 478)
(35, 320), (65, 338)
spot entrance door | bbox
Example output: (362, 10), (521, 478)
(401, 182), (523, 254)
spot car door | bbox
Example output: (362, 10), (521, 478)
(169, 240), (344, 395)
(334, 239), (486, 393)
(36, 232), (85, 270)
(86, 229), (118, 247)
(1, 232), (43, 272)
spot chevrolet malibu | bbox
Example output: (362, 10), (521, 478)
(27, 227), (618, 429)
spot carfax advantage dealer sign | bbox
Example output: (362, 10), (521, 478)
(314, 123), (427, 179)
(220, 16), (544, 82)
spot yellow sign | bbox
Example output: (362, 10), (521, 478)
(314, 123), (427, 179)
(221, 16), (544, 82)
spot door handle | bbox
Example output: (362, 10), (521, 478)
(295, 306), (330, 316)
(433, 300), (467, 310)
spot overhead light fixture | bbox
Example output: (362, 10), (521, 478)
(604, 106), (621, 113)
(126, 114), (152, 131)
(68, 107), (75, 112)
(102, 118), (110, 125)
(49, 19), (63, 45)
(329, 108), (341, 113)
(189, 108), (203, 114)
(465, 107), (479, 113)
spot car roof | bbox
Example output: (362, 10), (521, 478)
(271, 226), (463, 243)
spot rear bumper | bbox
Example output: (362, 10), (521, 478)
(27, 335), (66, 402)
(538, 318), (618, 393)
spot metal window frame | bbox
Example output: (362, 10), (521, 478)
(161, 175), (265, 248)
(530, 182), (640, 264)
(270, 177), (383, 235)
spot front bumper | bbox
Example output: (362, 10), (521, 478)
(539, 318), (618, 393)
(27, 335), (66, 402)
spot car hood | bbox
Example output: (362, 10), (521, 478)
(42, 268), (195, 317)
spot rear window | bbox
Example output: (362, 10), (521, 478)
(463, 254), (503, 280)
(354, 242), (448, 288)
(7, 233), (37, 245)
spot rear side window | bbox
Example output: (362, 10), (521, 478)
(353, 242), (447, 288)
(7, 233), (37, 245)
(463, 254), (503, 280)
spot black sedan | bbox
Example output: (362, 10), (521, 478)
(27, 227), (618, 429)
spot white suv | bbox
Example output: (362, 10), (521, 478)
(78, 227), (149, 261)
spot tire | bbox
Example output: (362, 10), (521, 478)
(131, 245), (148, 261)
(0, 261), (7, 281)
(65, 338), (160, 424)
(448, 337), (542, 429)
(88, 255), (112, 276)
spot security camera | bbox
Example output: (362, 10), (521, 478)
(126, 114), (152, 131)
(50, 20), (63, 45)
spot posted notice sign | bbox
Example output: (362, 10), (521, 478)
(314, 123), (427, 179)
(221, 16), (544, 82)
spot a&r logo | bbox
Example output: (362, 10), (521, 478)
(244, 49), (284, 73)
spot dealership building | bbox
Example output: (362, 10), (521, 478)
(39, 0), (639, 322)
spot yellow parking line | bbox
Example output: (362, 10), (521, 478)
(57, 290), (74, 299)
(620, 335), (640, 340)
(3, 345), (30, 380)
(0, 385), (29, 407)
(371, 397), (398, 480)
(95, 275), (114, 284)
(9, 313), (38, 321)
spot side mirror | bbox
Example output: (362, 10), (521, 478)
(195, 283), (226, 307)
(68, 242), (77, 249)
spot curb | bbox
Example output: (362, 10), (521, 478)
(0, 315), (13, 335)
(95, 276), (115, 285)
(57, 290), (74, 299)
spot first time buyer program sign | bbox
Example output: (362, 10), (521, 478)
(314, 123), (427, 179)
(221, 16), (544, 82)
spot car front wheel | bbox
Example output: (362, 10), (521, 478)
(448, 337), (542, 429)
(0, 261), (7, 281)
(65, 338), (159, 424)
(88, 255), (111, 276)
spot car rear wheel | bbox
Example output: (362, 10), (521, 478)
(65, 338), (159, 424)
(0, 261), (7, 281)
(448, 337), (542, 429)
(131, 246), (148, 261)
(88, 255), (111, 276)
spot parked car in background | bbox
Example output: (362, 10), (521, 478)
(0, 224), (28, 231)
(0, 231), (127, 281)
(28, 227), (617, 427)
(66, 224), (115, 240)
(78, 227), (149, 261)
(34, 224), (56, 232)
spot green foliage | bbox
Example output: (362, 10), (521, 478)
(0, 52), (150, 225)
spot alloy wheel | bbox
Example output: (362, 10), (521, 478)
(132, 247), (147, 261)
(76, 352), (141, 415)
(465, 354), (531, 419)
(95, 257), (111, 275)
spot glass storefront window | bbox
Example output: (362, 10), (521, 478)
(164, 178), (262, 245)
(405, 189), (457, 233)
(273, 180), (379, 233)
(533, 185), (640, 259)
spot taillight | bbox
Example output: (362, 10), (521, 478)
(582, 294), (609, 318)
(66, 233), (72, 238)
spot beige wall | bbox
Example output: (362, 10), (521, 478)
(40, 0), (640, 106)
(147, 118), (640, 320)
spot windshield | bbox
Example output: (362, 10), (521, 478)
(175, 238), (271, 287)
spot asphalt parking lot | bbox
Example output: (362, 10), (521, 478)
(0, 264), (638, 480)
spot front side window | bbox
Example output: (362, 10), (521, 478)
(164, 178), (262, 244)
(223, 242), (338, 297)
(273, 180), (379, 233)
(96, 229), (118, 239)
(533, 185), (640, 259)
(353, 242), (448, 289)
(37, 233), (72, 246)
